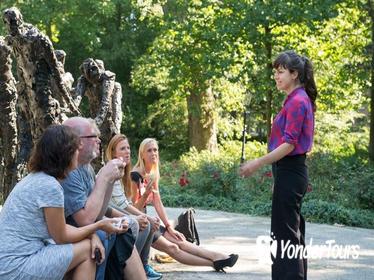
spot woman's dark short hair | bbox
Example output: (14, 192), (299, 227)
(28, 125), (80, 179)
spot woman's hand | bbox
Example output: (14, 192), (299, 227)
(90, 233), (105, 265)
(239, 159), (262, 177)
(97, 218), (129, 234)
(136, 215), (149, 231)
(144, 178), (154, 195)
(167, 226), (185, 241)
(147, 216), (160, 232)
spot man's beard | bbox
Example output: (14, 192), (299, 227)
(92, 150), (99, 159)
(83, 149), (99, 163)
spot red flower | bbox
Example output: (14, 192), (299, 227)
(212, 171), (220, 179)
(179, 171), (189, 187)
(263, 171), (272, 178)
(179, 177), (189, 187)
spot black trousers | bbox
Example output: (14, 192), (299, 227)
(271, 154), (308, 280)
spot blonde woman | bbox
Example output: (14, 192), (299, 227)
(131, 138), (238, 272)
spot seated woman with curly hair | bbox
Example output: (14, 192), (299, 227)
(0, 125), (125, 280)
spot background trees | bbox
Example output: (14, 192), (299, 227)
(0, 0), (373, 206)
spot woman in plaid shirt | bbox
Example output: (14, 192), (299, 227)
(240, 50), (317, 280)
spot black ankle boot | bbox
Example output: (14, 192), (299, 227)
(213, 254), (239, 272)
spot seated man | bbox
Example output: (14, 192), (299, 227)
(61, 117), (146, 280)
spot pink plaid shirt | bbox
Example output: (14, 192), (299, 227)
(268, 87), (314, 156)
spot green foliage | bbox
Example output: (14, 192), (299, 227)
(295, 2), (370, 112)
(158, 112), (374, 229)
(313, 111), (369, 156)
(131, 0), (255, 151)
(302, 199), (374, 228)
(131, 0), (356, 146)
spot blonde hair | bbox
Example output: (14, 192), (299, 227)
(106, 134), (132, 198)
(134, 138), (160, 179)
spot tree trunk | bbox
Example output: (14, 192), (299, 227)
(116, 2), (122, 31)
(369, 0), (374, 160)
(187, 82), (218, 152)
(265, 25), (273, 138)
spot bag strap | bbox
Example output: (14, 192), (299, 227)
(193, 218), (200, 245)
(188, 208), (200, 245)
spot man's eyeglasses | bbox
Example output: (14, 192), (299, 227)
(80, 135), (100, 139)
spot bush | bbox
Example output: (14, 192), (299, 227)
(302, 199), (374, 229)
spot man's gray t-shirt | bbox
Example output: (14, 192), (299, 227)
(61, 164), (118, 280)
(61, 164), (95, 226)
(0, 172), (73, 280)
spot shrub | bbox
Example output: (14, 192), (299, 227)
(302, 199), (374, 229)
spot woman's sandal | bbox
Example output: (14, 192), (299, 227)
(213, 253), (239, 273)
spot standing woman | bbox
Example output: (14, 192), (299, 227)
(0, 125), (124, 280)
(240, 50), (317, 280)
(131, 138), (238, 272)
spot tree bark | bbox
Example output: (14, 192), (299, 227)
(187, 82), (218, 152)
(369, 0), (374, 160)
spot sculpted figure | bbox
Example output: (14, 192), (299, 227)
(55, 49), (74, 93)
(0, 36), (18, 198)
(3, 7), (79, 142)
(75, 58), (122, 149)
